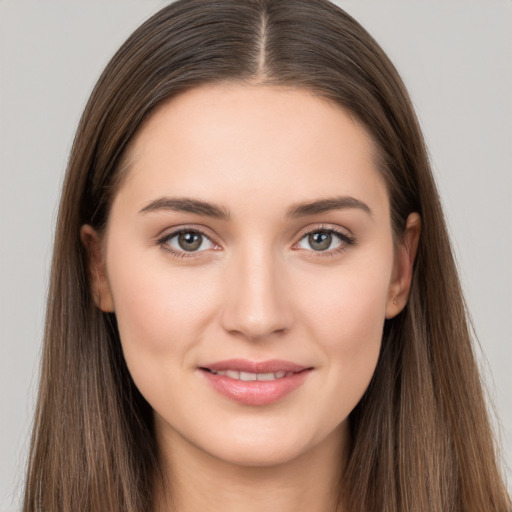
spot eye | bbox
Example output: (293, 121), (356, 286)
(160, 229), (216, 254)
(296, 228), (353, 253)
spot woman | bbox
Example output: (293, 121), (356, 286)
(22, 0), (511, 511)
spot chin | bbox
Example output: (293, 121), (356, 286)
(206, 438), (310, 468)
(196, 420), (342, 469)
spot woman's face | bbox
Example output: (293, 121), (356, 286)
(84, 84), (417, 467)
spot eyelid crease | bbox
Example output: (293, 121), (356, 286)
(155, 224), (217, 243)
(294, 223), (355, 243)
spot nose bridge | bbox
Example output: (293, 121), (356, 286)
(221, 239), (293, 340)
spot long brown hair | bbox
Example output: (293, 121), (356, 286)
(23, 1), (510, 511)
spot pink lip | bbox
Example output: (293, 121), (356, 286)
(203, 358), (308, 373)
(199, 359), (312, 406)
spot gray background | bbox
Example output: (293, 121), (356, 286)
(0, 1), (510, 509)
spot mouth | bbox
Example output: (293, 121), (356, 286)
(199, 359), (313, 406)
(202, 369), (297, 381)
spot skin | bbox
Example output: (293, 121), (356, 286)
(82, 84), (420, 512)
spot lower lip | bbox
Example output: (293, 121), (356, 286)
(200, 369), (311, 406)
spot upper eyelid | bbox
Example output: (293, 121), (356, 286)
(163, 229), (214, 244)
(157, 224), (217, 242)
(295, 223), (354, 241)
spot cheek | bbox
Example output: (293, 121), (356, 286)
(105, 243), (221, 379)
(296, 256), (392, 400)
(301, 258), (390, 339)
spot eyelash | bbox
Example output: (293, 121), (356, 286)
(157, 225), (356, 260)
(294, 225), (356, 258)
(157, 226), (215, 259)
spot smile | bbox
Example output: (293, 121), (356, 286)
(199, 359), (312, 406)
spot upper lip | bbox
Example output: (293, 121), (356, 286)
(200, 359), (310, 373)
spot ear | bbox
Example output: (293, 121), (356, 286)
(80, 225), (114, 312)
(385, 213), (421, 319)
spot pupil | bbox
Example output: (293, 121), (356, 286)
(309, 232), (331, 251)
(178, 232), (202, 251)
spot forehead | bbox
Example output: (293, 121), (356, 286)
(114, 83), (389, 219)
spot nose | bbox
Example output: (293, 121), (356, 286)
(220, 245), (294, 341)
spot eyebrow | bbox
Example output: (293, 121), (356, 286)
(139, 197), (230, 219)
(285, 196), (372, 218)
(138, 195), (372, 219)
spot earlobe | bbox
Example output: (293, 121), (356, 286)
(386, 213), (421, 319)
(80, 225), (115, 312)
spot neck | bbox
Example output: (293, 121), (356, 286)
(154, 424), (348, 512)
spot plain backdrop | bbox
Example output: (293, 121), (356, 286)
(0, 1), (511, 510)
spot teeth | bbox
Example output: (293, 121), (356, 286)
(257, 372), (276, 381)
(226, 370), (240, 380)
(209, 369), (294, 381)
